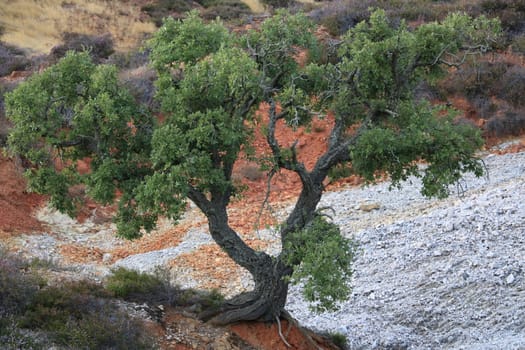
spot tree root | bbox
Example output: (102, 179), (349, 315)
(280, 310), (324, 350)
(276, 315), (292, 348)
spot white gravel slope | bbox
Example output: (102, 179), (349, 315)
(286, 151), (525, 349)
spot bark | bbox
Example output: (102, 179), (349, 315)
(200, 256), (292, 325)
(196, 174), (330, 325)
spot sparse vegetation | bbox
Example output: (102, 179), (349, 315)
(141, 0), (195, 26)
(0, 42), (30, 77)
(200, 0), (253, 20)
(0, 248), (156, 349)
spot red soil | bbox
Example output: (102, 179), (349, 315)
(0, 155), (45, 237)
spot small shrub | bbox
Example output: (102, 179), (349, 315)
(329, 331), (348, 349)
(50, 32), (114, 63)
(108, 49), (150, 69)
(485, 110), (525, 137)
(260, 0), (294, 9)
(309, 0), (371, 36)
(141, 0), (193, 27)
(0, 42), (30, 77)
(201, 0), (252, 20)
(106, 267), (164, 300)
(238, 164), (265, 181)
(20, 281), (156, 349)
(481, 0), (525, 33)
(498, 65), (525, 107)
(439, 60), (508, 98)
(511, 34), (525, 54)
(120, 65), (158, 109)
(0, 249), (40, 316)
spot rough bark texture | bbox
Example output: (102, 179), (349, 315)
(201, 257), (292, 325)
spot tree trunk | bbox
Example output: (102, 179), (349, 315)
(201, 256), (292, 325)
(192, 176), (324, 325)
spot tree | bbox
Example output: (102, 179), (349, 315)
(6, 10), (500, 325)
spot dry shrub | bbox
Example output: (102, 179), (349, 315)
(120, 65), (158, 109)
(200, 0), (252, 20)
(308, 0), (372, 36)
(50, 32), (114, 63)
(238, 164), (265, 181)
(485, 111), (525, 137)
(439, 60), (508, 102)
(497, 65), (525, 108)
(481, 0), (525, 33)
(141, 0), (194, 27)
(0, 43), (30, 77)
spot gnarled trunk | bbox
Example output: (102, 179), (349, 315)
(201, 256), (292, 325)
(194, 174), (325, 325)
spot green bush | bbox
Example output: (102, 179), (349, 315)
(106, 267), (170, 302)
(329, 331), (348, 349)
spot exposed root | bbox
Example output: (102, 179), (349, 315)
(281, 310), (324, 350)
(276, 315), (292, 348)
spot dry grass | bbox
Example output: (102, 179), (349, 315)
(241, 0), (265, 13)
(0, 0), (156, 54)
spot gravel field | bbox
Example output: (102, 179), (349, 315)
(287, 150), (525, 349)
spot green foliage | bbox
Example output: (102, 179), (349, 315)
(350, 103), (484, 198)
(6, 51), (154, 236)
(148, 11), (230, 72)
(284, 216), (357, 313)
(242, 10), (319, 86)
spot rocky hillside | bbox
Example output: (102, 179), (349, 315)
(2, 139), (524, 349)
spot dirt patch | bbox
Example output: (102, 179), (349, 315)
(154, 307), (339, 350)
(59, 244), (105, 264)
(231, 318), (339, 350)
(169, 239), (269, 292)
(110, 218), (206, 261)
(0, 155), (45, 237)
